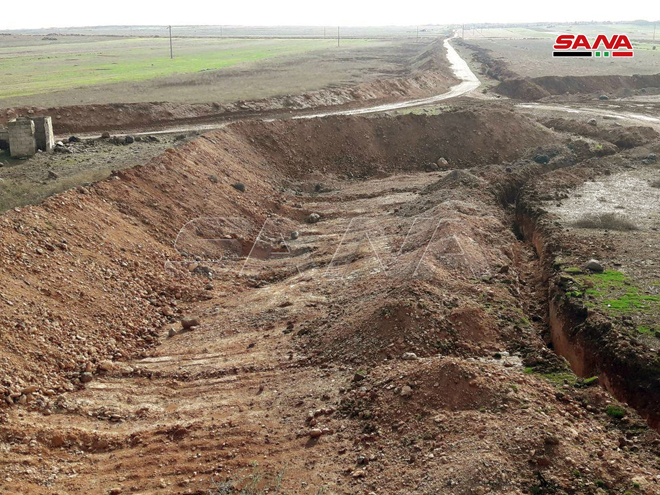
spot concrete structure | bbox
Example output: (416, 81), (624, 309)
(5, 116), (55, 158)
(7, 118), (36, 158)
(32, 116), (54, 152)
(0, 125), (8, 150)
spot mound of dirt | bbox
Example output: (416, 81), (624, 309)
(497, 73), (660, 100)
(235, 110), (557, 178)
(541, 118), (660, 149)
(494, 78), (551, 101)
(0, 129), (287, 403)
(456, 40), (519, 81)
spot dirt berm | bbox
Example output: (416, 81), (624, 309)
(496, 74), (660, 100)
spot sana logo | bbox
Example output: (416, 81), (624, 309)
(553, 34), (634, 58)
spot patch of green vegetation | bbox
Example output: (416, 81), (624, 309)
(526, 368), (578, 387)
(605, 405), (626, 419)
(583, 376), (599, 386)
(564, 267), (582, 274)
(579, 270), (660, 315)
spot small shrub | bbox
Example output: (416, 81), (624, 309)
(573, 212), (638, 231)
(605, 405), (626, 418)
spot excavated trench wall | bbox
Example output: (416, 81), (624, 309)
(515, 196), (660, 430)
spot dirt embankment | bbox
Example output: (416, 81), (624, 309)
(0, 41), (459, 136)
(541, 118), (660, 149)
(234, 109), (555, 174)
(496, 74), (660, 101)
(455, 40), (519, 81)
(0, 111), (555, 406)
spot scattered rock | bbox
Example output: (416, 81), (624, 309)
(80, 372), (94, 383)
(307, 213), (321, 224)
(400, 385), (413, 397)
(208, 174), (219, 184)
(401, 352), (418, 360)
(168, 328), (178, 338)
(599, 95), (609, 101)
(47, 170), (59, 180)
(232, 182), (246, 192)
(181, 317), (200, 329)
(124, 135), (135, 144)
(68, 136), (81, 143)
(649, 153), (657, 162)
(290, 231), (299, 240)
(309, 428), (323, 439)
(98, 360), (114, 372)
(584, 259), (604, 272)
(587, 118), (598, 126)
(437, 157), (449, 169)
(353, 371), (366, 382)
(101, 132), (111, 139)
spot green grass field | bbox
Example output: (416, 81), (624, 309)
(0, 36), (374, 99)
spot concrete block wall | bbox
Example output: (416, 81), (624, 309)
(0, 126), (8, 150)
(33, 116), (54, 152)
(8, 118), (36, 158)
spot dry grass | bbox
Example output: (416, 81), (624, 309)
(572, 212), (639, 231)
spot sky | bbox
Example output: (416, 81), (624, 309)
(1, 0), (659, 30)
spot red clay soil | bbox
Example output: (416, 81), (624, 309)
(0, 111), (555, 409)
(2, 112), (660, 495)
(0, 42), (458, 136)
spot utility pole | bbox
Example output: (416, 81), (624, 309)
(416, 25), (419, 42)
(462, 24), (465, 38)
(169, 25), (173, 59)
(324, 26), (326, 39)
(337, 26), (340, 47)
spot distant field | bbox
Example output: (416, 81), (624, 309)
(463, 37), (660, 78)
(0, 36), (377, 99)
(462, 23), (659, 40)
(0, 35), (440, 108)
(0, 25), (449, 39)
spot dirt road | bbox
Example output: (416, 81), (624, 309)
(67, 36), (480, 140)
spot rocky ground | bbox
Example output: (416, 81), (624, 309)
(1, 108), (660, 495)
(0, 132), (199, 212)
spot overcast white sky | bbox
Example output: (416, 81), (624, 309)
(1, 0), (659, 30)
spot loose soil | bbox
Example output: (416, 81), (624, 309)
(2, 109), (660, 495)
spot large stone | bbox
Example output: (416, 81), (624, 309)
(181, 317), (200, 329)
(584, 259), (604, 272)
